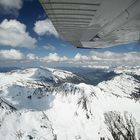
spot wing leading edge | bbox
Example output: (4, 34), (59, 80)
(40, 0), (140, 48)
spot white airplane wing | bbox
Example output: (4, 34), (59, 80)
(39, 0), (140, 48)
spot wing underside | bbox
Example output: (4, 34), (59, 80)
(40, 0), (140, 48)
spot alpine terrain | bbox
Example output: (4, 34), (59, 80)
(0, 67), (140, 140)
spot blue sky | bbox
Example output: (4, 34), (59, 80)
(0, 0), (92, 58)
(0, 0), (140, 68)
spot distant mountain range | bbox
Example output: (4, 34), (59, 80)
(0, 66), (140, 140)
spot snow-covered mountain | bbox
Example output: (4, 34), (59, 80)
(114, 66), (140, 76)
(0, 67), (140, 140)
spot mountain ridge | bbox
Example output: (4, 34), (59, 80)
(0, 67), (140, 140)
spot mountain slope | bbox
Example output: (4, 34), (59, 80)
(0, 67), (140, 140)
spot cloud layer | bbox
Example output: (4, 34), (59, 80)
(0, 49), (140, 68)
(0, 19), (36, 48)
(42, 51), (140, 67)
(34, 19), (58, 37)
(43, 53), (68, 62)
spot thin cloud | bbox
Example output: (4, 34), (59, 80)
(43, 44), (55, 51)
(26, 53), (39, 60)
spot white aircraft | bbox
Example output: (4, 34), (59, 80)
(39, 0), (140, 48)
